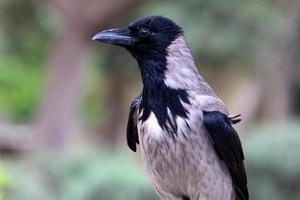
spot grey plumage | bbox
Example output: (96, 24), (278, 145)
(93, 16), (248, 200)
(136, 36), (235, 200)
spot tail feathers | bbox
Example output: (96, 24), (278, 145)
(235, 185), (249, 200)
(182, 196), (190, 200)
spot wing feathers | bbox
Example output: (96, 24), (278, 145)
(126, 96), (141, 152)
(203, 111), (248, 200)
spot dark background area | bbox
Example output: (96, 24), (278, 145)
(0, 0), (299, 199)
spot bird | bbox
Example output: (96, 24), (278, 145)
(93, 16), (248, 200)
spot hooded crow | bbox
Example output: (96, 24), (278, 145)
(93, 16), (248, 200)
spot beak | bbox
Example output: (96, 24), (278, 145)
(92, 28), (136, 46)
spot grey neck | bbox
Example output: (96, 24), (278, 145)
(163, 36), (216, 96)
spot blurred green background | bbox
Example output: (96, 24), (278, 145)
(0, 0), (299, 199)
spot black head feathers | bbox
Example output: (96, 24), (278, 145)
(93, 16), (183, 60)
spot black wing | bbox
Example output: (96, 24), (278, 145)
(203, 111), (249, 200)
(126, 95), (141, 152)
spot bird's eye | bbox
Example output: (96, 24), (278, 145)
(139, 28), (151, 37)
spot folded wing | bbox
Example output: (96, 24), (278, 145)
(126, 95), (142, 152)
(203, 111), (248, 200)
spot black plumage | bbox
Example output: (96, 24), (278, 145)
(93, 15), (249, 200)
(203, 111), (248, 200)
(126, 96), (141, 152)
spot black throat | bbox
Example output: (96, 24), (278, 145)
(137, 55), (190, 135)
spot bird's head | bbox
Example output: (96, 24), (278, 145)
(92, 16), (183, 64)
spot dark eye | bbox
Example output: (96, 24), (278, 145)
(139, 28), (151, 37)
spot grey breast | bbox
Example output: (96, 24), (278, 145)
(138, 94), (233, 200)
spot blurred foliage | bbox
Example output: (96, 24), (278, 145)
(3, 119), (300, 200)
(0, 0), (291, 121)
(140, 0), (284, 70)
(0, 163), (12, 200)
(81, 65), (105, 127)
(6, 149), (159, 200)
(0, 0), (48, 121)
(0, 56), (42, 121)
(0, 0), (299, 199)
(0, 0), (51, 64)
(244, 120), (300, 200)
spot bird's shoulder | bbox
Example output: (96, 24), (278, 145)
(190, 93), (228, 115)
(126, 95), (142, 152)
(188, 92), (248, 199)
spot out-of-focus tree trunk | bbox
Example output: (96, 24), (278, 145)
(228, 0), (300, 130)
(258, 1), (300, 121)
(37, 0), (138, 149)
(37, 25), (89, 148)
